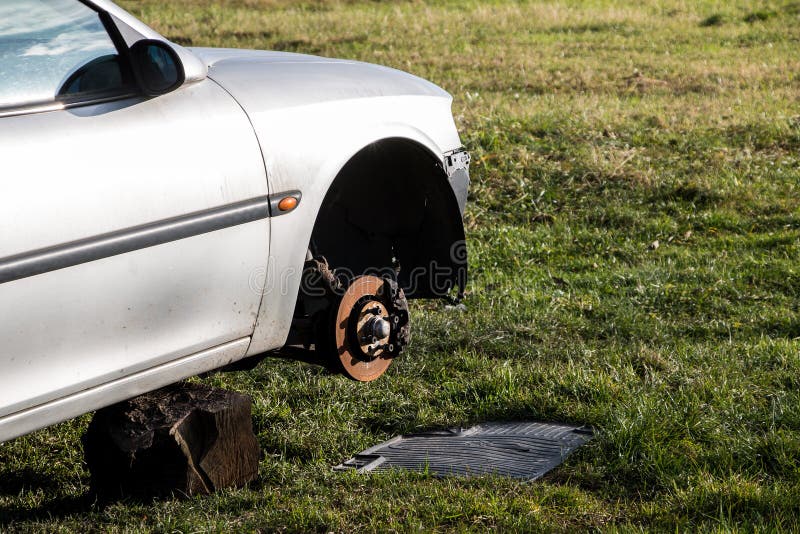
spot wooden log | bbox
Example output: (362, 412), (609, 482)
(82, 383), (260, 498)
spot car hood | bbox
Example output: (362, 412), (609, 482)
(188, 47), (451, 112)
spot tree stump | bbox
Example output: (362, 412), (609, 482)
(82, 383), (260, 498)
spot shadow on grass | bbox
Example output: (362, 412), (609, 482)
(269, 345), (336, 373)
(220, 345), (340, 377)
(0, 467), (66, 497)
(0, 465), (196, 525)
(0, 468), (97, 525)
(0, 494), (98, 525)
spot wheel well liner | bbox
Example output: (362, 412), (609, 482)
(309, 138), (466, 299)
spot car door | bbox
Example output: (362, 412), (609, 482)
(0, 0), (269, 418)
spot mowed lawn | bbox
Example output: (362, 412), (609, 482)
(2, 0), (799, 530)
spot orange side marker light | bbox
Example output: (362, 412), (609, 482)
(278, 196), (298, 212)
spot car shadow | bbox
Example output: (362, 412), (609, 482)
(0, 494), (97, 525)
(0, 467), (66, 496)
(267, 345), (339, 375)
(0, 480), (211, 526)
(0, 464), (181, 525)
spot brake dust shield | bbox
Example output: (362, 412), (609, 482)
(335, 421), (592, 480)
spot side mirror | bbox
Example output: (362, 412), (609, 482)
(129, 40), (185, 96)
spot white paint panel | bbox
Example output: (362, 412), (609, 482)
(0, 222), (266, 418)
(0, 337), (250, 443)
(0, 79), (269, 419)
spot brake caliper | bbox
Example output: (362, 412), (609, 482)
(381, 277), (410, 357)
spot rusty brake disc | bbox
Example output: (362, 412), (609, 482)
(333, 275), (410, 381)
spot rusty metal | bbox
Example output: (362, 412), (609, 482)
(356, 300), (390, 356)
(306, 255), (341, 296)
(333, 275), (410, 382)
(381, 277), (411, 354)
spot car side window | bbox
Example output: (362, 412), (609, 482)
(0, 0), (134, 111)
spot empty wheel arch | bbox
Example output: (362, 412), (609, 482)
(308, 137), (467, 299)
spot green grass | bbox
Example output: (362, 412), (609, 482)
(2, 0), (800, 530)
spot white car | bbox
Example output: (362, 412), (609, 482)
(0, 0), (469, 443)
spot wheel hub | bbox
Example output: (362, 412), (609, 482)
(355, 299), (391, 356)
